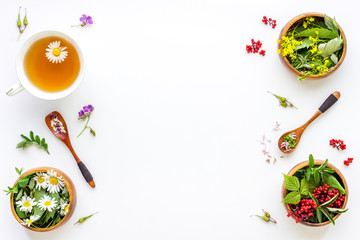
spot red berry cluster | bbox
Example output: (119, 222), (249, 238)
(344, 157), (353, 166)
(262, 16), (277, 29)
(288, 199), (316, 223)
(329, 139), (346, 150)
(312, 184), (345, 208)
(246, 39), (265, 56)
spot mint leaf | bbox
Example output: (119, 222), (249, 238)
(295, 38), (313, 51)
(300, 178), (310, 195)
(282, 191), (301, 204)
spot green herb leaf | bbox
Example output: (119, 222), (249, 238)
(316, 208), (322, 223)
(16, 206), (28, 219)
(309, 154), (314, 168)
(17, 178), (29, 188)
(320, 208), (335, 225)
(74, 212), (99, 225)
(29, 179), (35, 190)
(283, 174), (300, 191)
(282, 191), (301, 204)
(324, 14), (333, 31)
(323, 175), (346, 195)
(30, 131), (35, 141)
(318, 37), (343, 58)
(330, 54), (338, 64)
(326, 207), (348, 214)
(15, 167), (23, 176)
(295, 38), (313, 51)
(320, 194), (338, 207)
(300, 178), (310, 196)
(296, 28), (338, 39)
(317, 159), (328, 171)
(313, 169), (320, 184)
(305, 168), (311, 182)
(17, 131), (50, 154)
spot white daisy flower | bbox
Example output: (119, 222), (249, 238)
(33, 172), (49, 190)
(45, 41), (68, 63)
(37, 195), (58, 212)
(21, 215), (40, 227)
(60, 202), (70, 216)
(15, 195), (36, 213)
(46, 169), (65, 193)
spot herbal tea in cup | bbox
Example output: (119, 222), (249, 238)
(6, 31), (85, 100)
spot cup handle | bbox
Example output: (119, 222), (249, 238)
(6, 82), (24, 96)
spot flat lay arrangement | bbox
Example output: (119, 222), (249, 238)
(1, 1), (358, 240)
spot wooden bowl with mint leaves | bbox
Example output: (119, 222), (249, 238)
(282, 155), (348, 226)
(278, 12), (346, 80)
(9, 167), (76, 231)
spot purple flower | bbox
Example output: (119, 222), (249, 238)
(78, 110), (85, 117)
(79, 14), (93, 27)
(77, 104), (96, 138)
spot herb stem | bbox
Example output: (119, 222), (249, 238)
(77, 116), (90, 138)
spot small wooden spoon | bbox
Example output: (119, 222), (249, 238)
(45, 111), (95, 188)
(278, 91), (341, 154)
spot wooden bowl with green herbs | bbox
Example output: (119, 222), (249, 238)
(278, 12), (346, 80)
(282, 156), (348, 226)
(10, 167), (76, 231)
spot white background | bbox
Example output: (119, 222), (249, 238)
(0, 0), (359, 239)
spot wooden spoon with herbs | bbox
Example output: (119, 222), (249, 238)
(278, 91), (340, 154)
(45, 111), (95, 188)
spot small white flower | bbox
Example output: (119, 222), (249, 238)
(15, 196), (36, 213)
(33, 172), (49, 190)
(46, 169), (65, 193)
(45, 41), (68, 63)
(37, 195), (58, 212)
(60, 202), (70, 216)
(21, 215), (40, 227)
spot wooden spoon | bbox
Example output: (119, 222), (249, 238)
(45, 111), (95, 188)
(278, 91), (340, 154)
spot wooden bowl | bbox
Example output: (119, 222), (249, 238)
(10, 167), (76, 232)
(278, 12), (347, 79)
(282, 160), (348, 226)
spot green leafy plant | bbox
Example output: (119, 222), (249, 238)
(267, 91), (297, 108)
(3, 167), (24, 195)
(278, 14), (345, 80)
(16, 131), (49, 154)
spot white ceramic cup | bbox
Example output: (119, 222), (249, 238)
(6, 30), (85, 100)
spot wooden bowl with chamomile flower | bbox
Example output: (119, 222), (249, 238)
(278, 12), (346, 80)
(10, 167), (76, 232)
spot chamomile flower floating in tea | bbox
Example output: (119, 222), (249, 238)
(46, 41), (68, 63)
(21, 215), (40, 227)
(33, 172), (48, 190)
(47, 169), (65, 193)
(37, 195), (58, 212)
(16, 196), (36, 213)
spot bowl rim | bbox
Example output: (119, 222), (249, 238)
(10, 167), (76, 232)
(278, 12), (347, 79)
(282, 160), (348, 226)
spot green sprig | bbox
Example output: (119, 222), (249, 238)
(3, 167), (24, 195)
(16, 131), (49, 154)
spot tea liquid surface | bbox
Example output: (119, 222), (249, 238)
(24, 36), (80, 92)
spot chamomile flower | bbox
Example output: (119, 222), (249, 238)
(37, 195), (58, 212)
(15, 195), (36, 213)
(45, 41), (68, 63)
(33, 172), (49, 190)
(60, 202), (70, 216)
(21, 215), (40, 227)
(46, 169), (65, 193)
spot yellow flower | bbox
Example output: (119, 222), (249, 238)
(315, 31), (319, 35)
(317, 51), (322, 54)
